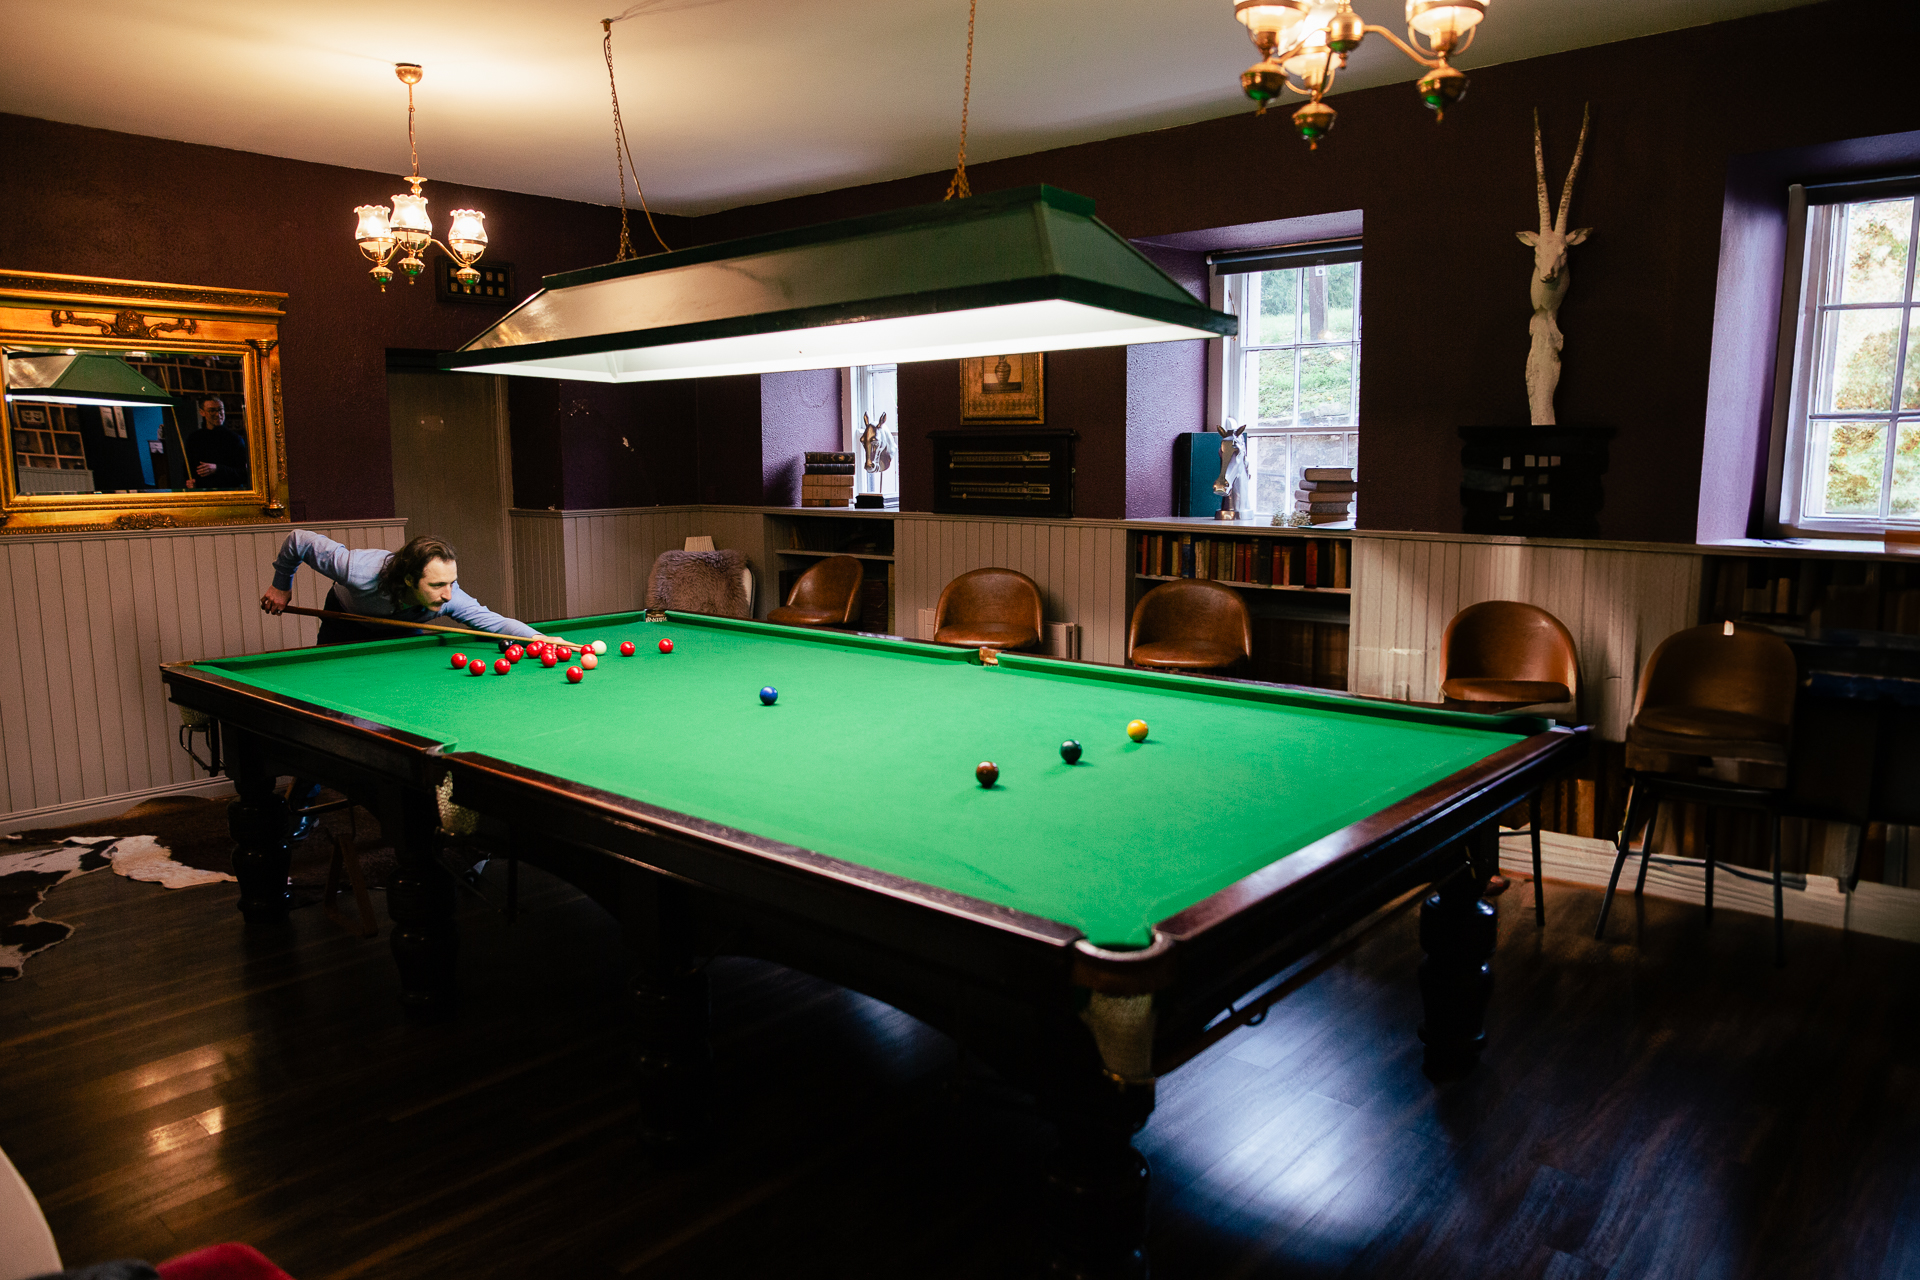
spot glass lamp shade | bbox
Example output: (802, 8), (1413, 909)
(389, 193), (433, 247)
(354, 204), (394, 251)
(1234, 0), (1310, 38)
(446, 209), (488, 261)
(1281, 27), (1337, 88)
(1406, 0), (1486, 43)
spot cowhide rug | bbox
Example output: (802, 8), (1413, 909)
(1, 792), (396, 981)
(0, 835), (231, 981)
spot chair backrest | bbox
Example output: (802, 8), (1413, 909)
(1441, 600), (1580, 700)
(0, 1145), (60, 1280)
(787, 555), (865, 622)
(1127, 579), (1252, 661)
(645, 549), (752, 619)
(935, 568), (1043, 633)
(1634, 623), (1798, 729)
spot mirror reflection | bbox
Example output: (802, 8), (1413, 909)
(5, 349), (249, 497)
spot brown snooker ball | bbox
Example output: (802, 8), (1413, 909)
(975, 761), (999, 788)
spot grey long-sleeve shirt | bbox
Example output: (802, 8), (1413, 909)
(270, 530), (537, 639)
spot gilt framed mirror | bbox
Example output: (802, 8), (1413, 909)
(0, 270), (289, 532)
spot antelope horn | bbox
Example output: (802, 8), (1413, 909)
(1555, 103), (1591, 234)
(1533, 108), (1550, 233)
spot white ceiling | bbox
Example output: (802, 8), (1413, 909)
(1, 0), (1818, 216)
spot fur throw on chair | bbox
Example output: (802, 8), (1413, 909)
(645, 549), (751, 618)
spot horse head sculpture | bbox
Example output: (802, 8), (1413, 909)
(1213, 419), (1249, 520)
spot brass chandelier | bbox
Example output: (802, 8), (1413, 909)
(1233, 0), (1489, 148)
(351, 64), (489, 291)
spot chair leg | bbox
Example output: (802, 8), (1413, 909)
(1771, 814), (1786, 968)
(1595, 782), (1642, 940)
(1530, 788), (1545, 928)
(1634, 797), (1659, 896)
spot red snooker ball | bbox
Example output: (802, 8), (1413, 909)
(556, 645), (573, 661)
(658, 638), (673, 654)
(540, 652), (558, 668)
(467, 659), (486, 676)
(975, 761), (999, 788)
(505, 644), (524, 662)
(619, 641), (636, 657)
(493, 658), (511, 675)
(566, 665), (584, 684)
(451, 652), (468, 670)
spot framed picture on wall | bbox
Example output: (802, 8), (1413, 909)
(959, 353), (1044, 423)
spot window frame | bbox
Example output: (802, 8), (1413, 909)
(1770, 180), (1920, 537)
(1209, 240), (1362, 518)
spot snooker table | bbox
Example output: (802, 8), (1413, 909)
(163, 611), (1584, 1277)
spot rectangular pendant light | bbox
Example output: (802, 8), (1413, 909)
(5, 353), (178, 408)
(444, 186), (1237, 383)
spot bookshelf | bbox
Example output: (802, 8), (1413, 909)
(1130, 528), (1353, 690)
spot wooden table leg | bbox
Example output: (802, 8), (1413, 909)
(226, 740), (292, 923)
(1040, 1033), (1154, 1280)
(385, 792), (459, 1011)
(625, 879), (712, 1157)
(1417, 826), (1499, 1082)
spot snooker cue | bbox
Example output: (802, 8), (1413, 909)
(276, 604), (549, 645)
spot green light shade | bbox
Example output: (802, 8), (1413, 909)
(445, 185), (1237, 383)
(6, 353), (176, 408)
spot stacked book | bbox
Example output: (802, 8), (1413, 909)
(1295, 467), (1357, 525)
(801, 452), (856, 507)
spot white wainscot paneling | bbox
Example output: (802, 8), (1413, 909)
(1351, 536), (1700, 740)
(0, 520), (406, 828)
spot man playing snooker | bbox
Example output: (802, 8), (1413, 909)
(260, 530), (551, 834)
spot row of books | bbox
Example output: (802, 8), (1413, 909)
(1137, 533), (1351, 589)
(1294, 467), (1357, 525)
(801, 451), (856, 507)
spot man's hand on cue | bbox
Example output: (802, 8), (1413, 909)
(260, 586), (290, 615)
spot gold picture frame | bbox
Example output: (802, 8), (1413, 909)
(0, 270), (289, 532)
(959, 353), (1044, 423)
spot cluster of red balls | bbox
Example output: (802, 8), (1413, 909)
(448, 635), (672, 686)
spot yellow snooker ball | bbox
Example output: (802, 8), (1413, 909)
(1126, 719), (1149, 742)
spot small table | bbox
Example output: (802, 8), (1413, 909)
(163, 612), (1583, 1278)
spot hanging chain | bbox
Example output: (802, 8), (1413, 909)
(406, 81), (420, 181)
(943, 0), (977, 201)
(603, 18), (672, 258)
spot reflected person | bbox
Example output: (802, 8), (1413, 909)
(184, 396), (250, 490)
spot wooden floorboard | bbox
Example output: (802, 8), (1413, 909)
(3, 863), (1918, 1278)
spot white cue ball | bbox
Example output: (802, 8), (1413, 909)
(591, 640), (607, 655)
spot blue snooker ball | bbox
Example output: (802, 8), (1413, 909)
(760, 686), (778, 705)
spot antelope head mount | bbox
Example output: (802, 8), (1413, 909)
(1516, 104), (1591, 314)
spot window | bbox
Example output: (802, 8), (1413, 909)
(1778, 187), (1920, 533)
(1214, 241), (1361, 517)
(845, 363), (898, 506)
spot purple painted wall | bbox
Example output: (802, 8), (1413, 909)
(0, 112), (696, 522)
(760, 369), (842, 504)
(1125, 244), (1210, 518)
(681, 0), (1920, 542)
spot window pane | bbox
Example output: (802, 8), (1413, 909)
(1255, 349), (1297, 426)
(1905, 314), (1920, 412)
(1818, 420), (1888, 515)
(1255, 269), (1298, 346)
(1895, 421), (1920, 517)
(1838, 199), (1914, 305)
(1249, 435), (1290, 513)
(1310, 262), (1358, 342)
(1819, 309), (1903, 412)
(1298, 346), (1355, 425)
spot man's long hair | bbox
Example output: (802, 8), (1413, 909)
(378, 535), (459, 608)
